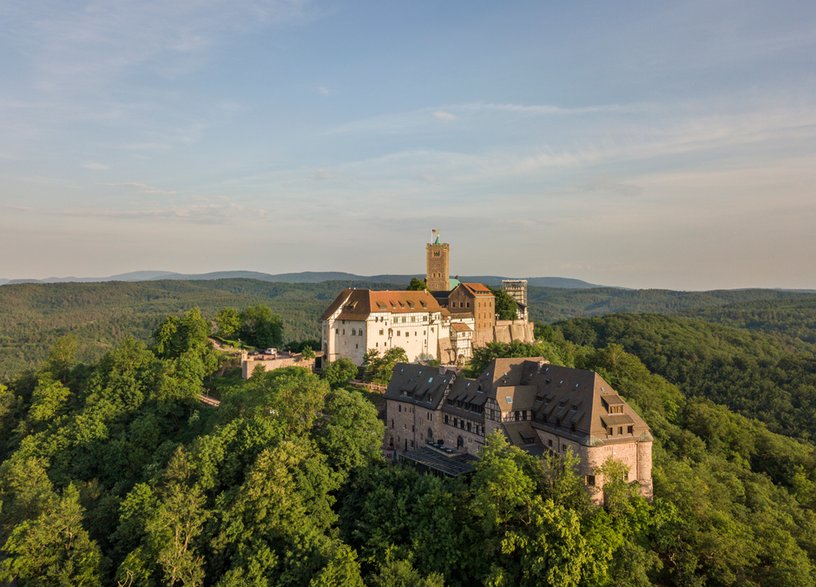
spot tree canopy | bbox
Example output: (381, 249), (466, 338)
(0, 306), (814, 585)
(490, 287), (519, 320)
(406, 278), (427, 291)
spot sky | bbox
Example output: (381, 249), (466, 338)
(1, 0), (815, 290)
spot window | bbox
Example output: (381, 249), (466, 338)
(627, 425), (634, 434)
(444, 414), (449, 424)
(585, 475), (596, 486)
(391, 419), (394, 429)
(398, 405), (401, 412)
(379, 329), (384, 335)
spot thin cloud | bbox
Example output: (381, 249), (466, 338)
(317, 86), (333, 96)
(109, 182), (176, 196)
(1, 1), (319, 87)
(117, 142), (171, 151)
(330, 100), (647, 135)
(433, 110), (458, 122)
(82, 161), (109, 171)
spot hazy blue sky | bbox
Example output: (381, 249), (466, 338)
(1, 0), (814, 289)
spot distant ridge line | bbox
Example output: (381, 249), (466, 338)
(0, 270), (603, 289)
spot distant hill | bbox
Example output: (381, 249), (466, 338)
(0, 271), (603, 289)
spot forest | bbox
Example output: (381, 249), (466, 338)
(1, 298), (814, 585)
(2, 278), (815, 379)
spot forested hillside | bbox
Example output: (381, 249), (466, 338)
(1, 309), (814, 585)
(555, 314), (816, 442)
(0, 279), (384, 379)
(2, 279), (815, 380)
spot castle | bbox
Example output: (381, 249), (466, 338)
(320, 231), (534, 366)
(384, 358), (654, 502)
(319, 231), (654, 501)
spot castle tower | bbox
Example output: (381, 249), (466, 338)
(426, 229), (450, 291)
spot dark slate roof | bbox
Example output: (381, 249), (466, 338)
(503, 421), (544, 452)
(430, 290), (451, 307)
(383, 363), (456, 409)
(385, 358), (653, 450)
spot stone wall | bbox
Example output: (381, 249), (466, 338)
(533, 426), (654, 503)
(242, 355), (316, 379)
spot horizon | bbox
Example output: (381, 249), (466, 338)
(2, 266), (815, 294)
(1, 1), (815, 290)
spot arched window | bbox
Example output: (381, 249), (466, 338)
(427, 428), (434, 442)
(457, 435), (464, 449)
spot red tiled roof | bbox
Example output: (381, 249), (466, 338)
(461, 282), (494, 296)
(321, 289), (445, 321)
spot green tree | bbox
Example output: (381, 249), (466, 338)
(407, 278), (426, 291)
(153, 308), (212, 359)
(322, 358), (358, 388)
(314, 388), (384, 481)
(370, 550), (443, 587)
(238, 305), (283, 349)
(0, 484), (104, 587)
(119, 448), (209, 587)
(214, 307), (241, 339)
(363, 348), (408, 385)
(47, 334), (80, 382)
(490, 287), (518, 321)
(0, 384), (22, 458)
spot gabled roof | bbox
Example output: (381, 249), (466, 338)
(454, 282), (494, 298)
(446, 358), (651, 447)
(383, 358), (652, 449)
(384, 363), (456, 409)
(462, 282), (493, 295)
(450, 322), (472, 333)
(523, 362), (652, 445)
(321, 289), (445, 321)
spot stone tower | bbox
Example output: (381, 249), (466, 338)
(426, 229), (450, 291)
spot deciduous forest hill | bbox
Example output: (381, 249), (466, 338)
(0, 305), (814, 585)
(1, 278), (815, 379)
